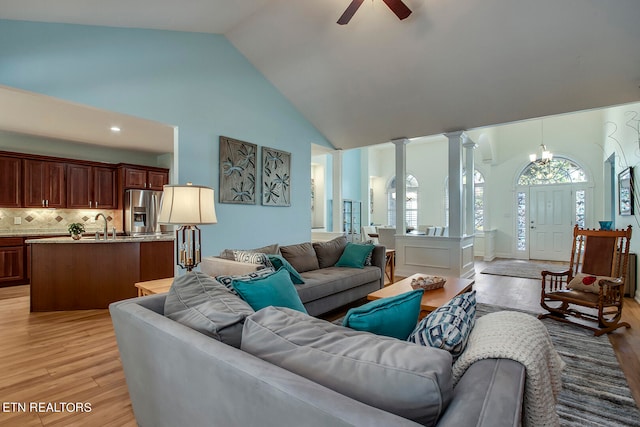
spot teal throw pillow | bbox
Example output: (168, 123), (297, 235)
(232, 267), (307, 314)
(342, 289), (424, 340)
(335, 242), (375, 268)
(267, 254), (305, 284)
(215, 268), (275, 296)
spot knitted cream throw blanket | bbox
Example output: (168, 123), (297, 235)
(452, 311), (565, 427)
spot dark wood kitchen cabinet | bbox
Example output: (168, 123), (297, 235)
(0, 237), (25, 286)
(1, 150), (171, 210)
(147, 170), (169, 190)
(0, 156), (22, 207)
(123, 167), (147, 189)
(30, 238), (174, 310)
(67, 164), (117, 209)
(23, 159), (66, 208)
(121, 166), (169, 191)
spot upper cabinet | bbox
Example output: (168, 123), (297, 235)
(0, 151), (170, 209)
(67, 164), (117, 209)
(123, 167), (147, 189)
(121, 166), (169, 191)
(23, 159), (66, 208)
(94, 166), (118, 208)
(0, 156), (22, 207)
(147, 170), (169, 190)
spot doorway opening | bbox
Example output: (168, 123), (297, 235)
(515, 157), (589, 261)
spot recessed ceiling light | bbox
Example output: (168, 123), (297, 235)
(110, 126), (121, 132)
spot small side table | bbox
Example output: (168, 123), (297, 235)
(134, 277), (174, 297)
(384, 249), (396, 284)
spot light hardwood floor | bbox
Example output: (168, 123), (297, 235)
(0, 286), (136, 427)
(0, 259), (638, 426)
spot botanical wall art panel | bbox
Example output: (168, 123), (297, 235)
(262, 146), (291, 207)
(219, 136), (257, 204)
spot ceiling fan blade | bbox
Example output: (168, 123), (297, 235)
(337, 0), (365, 25)
(381, 0), (412, 20)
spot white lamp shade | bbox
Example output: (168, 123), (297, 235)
(158, 184), (217, 225)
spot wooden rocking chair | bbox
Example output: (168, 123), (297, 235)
(539, 224), (632, 336)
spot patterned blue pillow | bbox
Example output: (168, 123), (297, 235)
(215, 268), (275, 296)
(407, 291), (476, 359)
(232, 250), (274, 270)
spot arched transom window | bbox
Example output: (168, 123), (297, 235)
(518, 158), (587, 186)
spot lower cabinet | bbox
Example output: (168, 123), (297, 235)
(30, 239), (174, 311)
(0, 236), (173, 290)
(0, 238), (25, 286)
(140, 240), (175, 281)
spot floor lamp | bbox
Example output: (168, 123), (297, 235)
(158, 183), (217, 272)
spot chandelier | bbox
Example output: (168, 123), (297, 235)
(529, 144), (553, 164)
(529, 119), (553, 164)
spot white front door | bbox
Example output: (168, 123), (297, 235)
(529, 185), (574, 261)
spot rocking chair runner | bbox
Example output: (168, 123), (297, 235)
(539, 224), (633, 336)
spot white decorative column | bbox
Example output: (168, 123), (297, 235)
(393, 138), (409, 234)
(394, 131), (475, 279)
(331, 150), (343, 233)
(463, 135), (477, 236)
(445, 131), (464, 238)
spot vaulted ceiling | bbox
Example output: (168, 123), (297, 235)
(2, 0), (639, 150)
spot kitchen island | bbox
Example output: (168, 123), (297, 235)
(27, 235), (174, 311)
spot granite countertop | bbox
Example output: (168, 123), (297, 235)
(25, 234), (175, 244)
(0, 229), (74, 237)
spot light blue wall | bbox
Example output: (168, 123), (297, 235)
(0, 20), (333, 255)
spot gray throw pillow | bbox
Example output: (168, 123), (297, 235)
(232, 250), (274, 269)
(242, 306), (453, 426)
(164, 271), (254, 348)
(279, 242), (320, 273)
(219, 243), (280, 260)
(312, 235), (348, 268)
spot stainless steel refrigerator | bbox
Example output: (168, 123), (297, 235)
(124, 189), (168, 235)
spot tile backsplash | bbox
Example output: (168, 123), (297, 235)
(0, 208), (122, 234)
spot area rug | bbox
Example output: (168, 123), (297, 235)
(477, 303), (640, 427)
(481, 259), (569, 280)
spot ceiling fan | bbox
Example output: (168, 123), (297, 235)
(337, 0), (412, 25)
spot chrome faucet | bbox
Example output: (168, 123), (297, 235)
(95, 213), (108, 240)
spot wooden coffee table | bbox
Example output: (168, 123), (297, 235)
(367, 273), (474, 319)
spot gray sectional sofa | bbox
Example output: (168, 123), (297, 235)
(201, 236), (386, 316)
(110, 293), (526, 427)
(111, 238), (525, 426)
